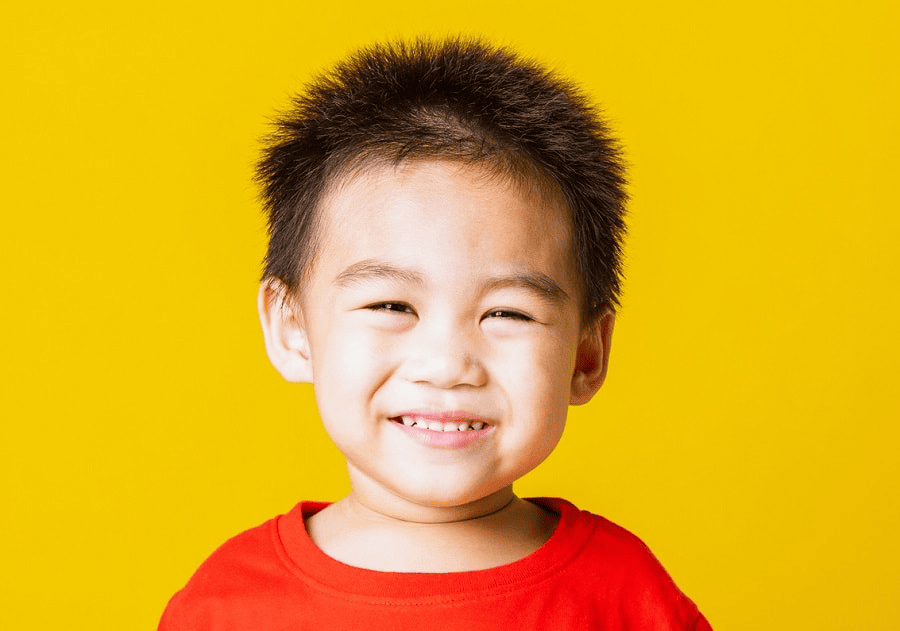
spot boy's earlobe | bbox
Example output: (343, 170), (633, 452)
(257, 280), (314, 383)
(570, 309), (615, 405)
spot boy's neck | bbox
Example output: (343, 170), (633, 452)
(305, 491), (560, 573)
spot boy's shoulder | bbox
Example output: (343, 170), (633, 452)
(158, 503), (316, 630)
(159, 499), (710, 631)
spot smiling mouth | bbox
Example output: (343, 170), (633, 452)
(390, 415), (489, 432)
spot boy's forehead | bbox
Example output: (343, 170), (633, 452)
(319, 157), (573, 235)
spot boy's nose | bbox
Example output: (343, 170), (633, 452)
(400, 326), (488, 389)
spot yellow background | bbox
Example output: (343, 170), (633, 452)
(3, 1), (898, 629)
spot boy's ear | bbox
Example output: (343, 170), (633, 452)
(570, 309), (615, 405)
(257, 279), (314, 383)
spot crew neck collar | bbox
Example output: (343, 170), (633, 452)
(273, 497), (593, 602)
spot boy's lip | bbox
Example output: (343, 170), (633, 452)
(388, 413), (493, 449)
(387, 410), (494, 448)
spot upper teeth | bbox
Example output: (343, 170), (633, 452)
(399, 416), (485, 432)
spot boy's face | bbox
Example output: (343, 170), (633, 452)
(261, 160), (612, 520)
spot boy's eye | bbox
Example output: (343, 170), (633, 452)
(368, 302), (415, 314)
(484, 309), (532, 321)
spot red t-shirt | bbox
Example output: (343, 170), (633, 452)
(159, 498), (711, 630)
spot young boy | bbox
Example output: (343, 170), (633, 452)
(159, 38), (711, 630)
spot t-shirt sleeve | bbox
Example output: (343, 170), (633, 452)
(157, 590), (185, 631)
(692, 611), (714, 631)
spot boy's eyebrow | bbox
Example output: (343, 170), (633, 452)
(483, 273), (570, 306)
(334, 259), (569, 305)
(333, 260), (426, 287)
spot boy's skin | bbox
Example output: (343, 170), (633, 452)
(258, 159), (615, 573)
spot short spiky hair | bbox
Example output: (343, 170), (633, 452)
(257, 37), (627, 315)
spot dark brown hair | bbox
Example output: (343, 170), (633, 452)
(257, 37), (628, 315)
